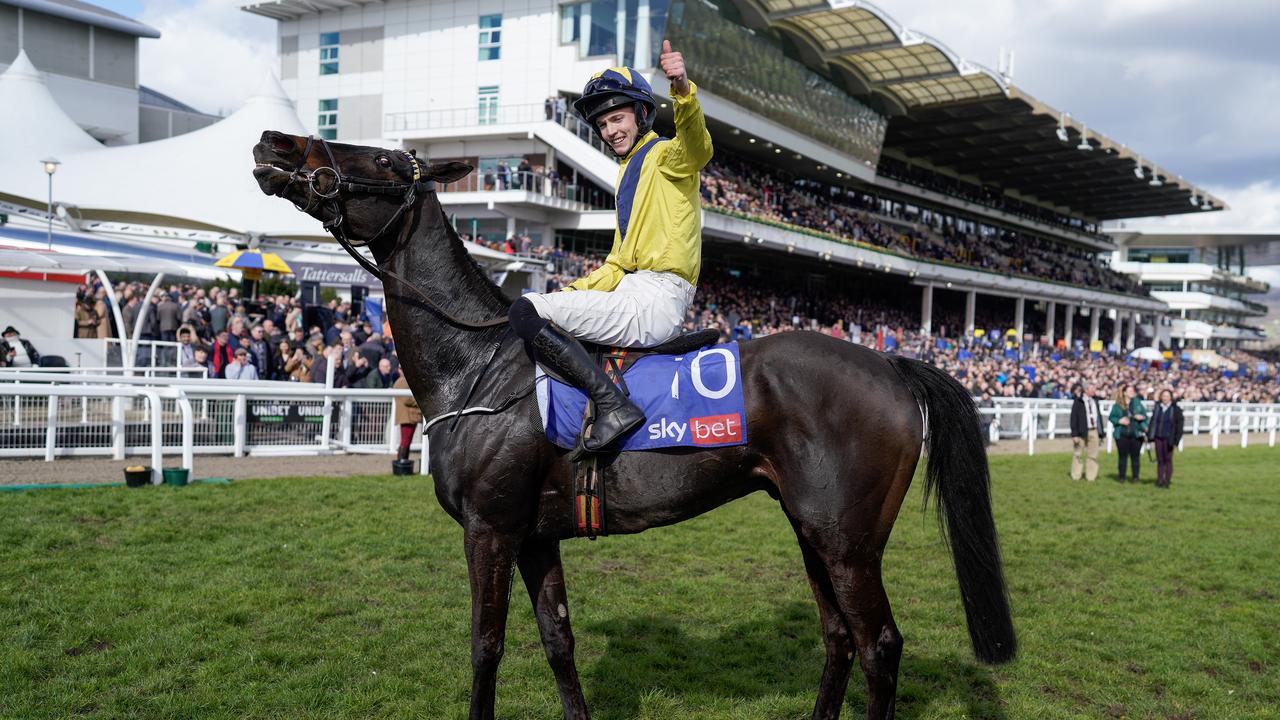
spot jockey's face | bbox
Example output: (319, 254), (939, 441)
(596, 106), (639, 157)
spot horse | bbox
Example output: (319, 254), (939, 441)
(251, 131), (1016, 720)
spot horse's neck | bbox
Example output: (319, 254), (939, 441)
(382, 200), (511, 418)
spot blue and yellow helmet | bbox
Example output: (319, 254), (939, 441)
(572, 67), (657, 135)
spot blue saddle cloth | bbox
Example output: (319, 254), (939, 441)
(537, 341), (748, 452)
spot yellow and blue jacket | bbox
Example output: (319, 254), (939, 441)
(567, 81), (713, 292)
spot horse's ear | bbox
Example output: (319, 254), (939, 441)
(425, 161), (473, 184)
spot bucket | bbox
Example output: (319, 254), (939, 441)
(162, 468), (190, 486)
(124, 466), (150, 488)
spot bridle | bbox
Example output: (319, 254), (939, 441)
(270, 135), (507, 330)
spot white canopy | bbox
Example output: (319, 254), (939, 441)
(0, 51), (103, 173)
(0, 62), (325, 238)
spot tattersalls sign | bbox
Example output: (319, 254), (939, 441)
(292, 262), (380, 288)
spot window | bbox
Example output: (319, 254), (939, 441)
(319, 32), (340, 75)
(318, 99), (338, 140)
(563, 0), (616, 58)
(478, 14), (501, 61)
(478, 86), (498, 126)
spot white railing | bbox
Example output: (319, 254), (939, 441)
(977, 398), (1280, 455)
(3, 365), (208, 379)
(0, 371), (428, 475)
(2, 371), (1276, 467)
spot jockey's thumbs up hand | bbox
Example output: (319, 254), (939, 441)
(660, 39), (689, 96)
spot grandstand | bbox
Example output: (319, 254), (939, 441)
(243, 0), (1232, 352)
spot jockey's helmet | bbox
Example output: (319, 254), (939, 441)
(572, 67), (657, 139)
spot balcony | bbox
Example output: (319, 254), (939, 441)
(385, 103), (617, 159)
(437, 169), (614, 212)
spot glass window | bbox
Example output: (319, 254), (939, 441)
(586, 0), (617, 58)
(320, 32), (340, 75)
(318, 99), (338, 140)
(560, 4), (582, 44)
(479, 14), (501, 61)
(478, 86), (499, 126)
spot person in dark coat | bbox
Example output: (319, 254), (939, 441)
(1148, 389), (1184, 489)
(1069, 382), (1105, 481)
(1, 326), (40, 368)
(1108, 384), (1148, 483)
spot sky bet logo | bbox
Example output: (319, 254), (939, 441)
(648, 413), (744, 445)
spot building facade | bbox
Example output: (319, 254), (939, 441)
(1111, 230), (1276, 349)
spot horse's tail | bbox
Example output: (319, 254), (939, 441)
(887, 355), (1017, 665)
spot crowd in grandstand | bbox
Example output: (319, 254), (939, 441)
(699, 156), (1147, 295)
(538, 249), (1279, 404)
(5, 253), (1271, 404)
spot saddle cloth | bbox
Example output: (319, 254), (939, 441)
(536, 340), (748, 452)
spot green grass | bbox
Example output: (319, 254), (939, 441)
(2, 447), (1278, 719)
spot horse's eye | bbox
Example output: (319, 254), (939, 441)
(377, 156), (391, 168)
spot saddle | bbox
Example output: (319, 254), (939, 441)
(568, 328), (721, 540)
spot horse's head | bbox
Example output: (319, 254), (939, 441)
(252, 130), (471, 252)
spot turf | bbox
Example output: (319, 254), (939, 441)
(1, 447), (1278, 719)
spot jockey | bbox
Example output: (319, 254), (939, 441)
(508, 40), (713, 454)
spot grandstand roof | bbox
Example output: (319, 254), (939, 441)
(730, 0), (1225, 222)
(0, 0), (160, 38)
(241, 0), (376, 20)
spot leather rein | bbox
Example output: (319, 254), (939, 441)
(273, 135), (507, 331)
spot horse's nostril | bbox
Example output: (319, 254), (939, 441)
(271, 137), (294, 154)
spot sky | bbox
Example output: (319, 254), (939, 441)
(94, 0), (1278, 233)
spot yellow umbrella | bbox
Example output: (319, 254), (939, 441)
(215, 249), (294, 299)
(214, 249), (294, 280)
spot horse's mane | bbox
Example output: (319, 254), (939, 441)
(433, 204), (513, 311)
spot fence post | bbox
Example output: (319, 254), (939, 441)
(44, 395), (58, 462)
(1211, 407), (1220, 449)
(1241, 408), (1248, 448)
(419, 426), (430, 476)
(175, 390), (194, 475)
(111, 395), (126, 460)
(340, 399), (353, 448)
(1027, 405), (1036, 456)
(385, 399), (398, 453)
(233, 394), (247, 458)
(142, 391), (163, 484)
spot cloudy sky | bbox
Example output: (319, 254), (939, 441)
(99, 0), (1277, 232)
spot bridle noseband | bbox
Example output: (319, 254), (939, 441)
(273, 134), (434, 250)
(270, 134), (507, 331)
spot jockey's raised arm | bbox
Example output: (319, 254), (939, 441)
(507, 40), (713, 455)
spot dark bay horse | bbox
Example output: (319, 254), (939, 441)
(251, 132), (1016, 720)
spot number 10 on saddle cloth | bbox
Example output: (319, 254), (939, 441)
(537, 342), (748, 451)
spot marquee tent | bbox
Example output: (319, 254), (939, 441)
(0, 56), (322, 238)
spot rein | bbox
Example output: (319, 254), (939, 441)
(274, 135), (507, 331)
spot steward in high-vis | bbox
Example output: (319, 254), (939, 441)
(508, 40), (713, 454)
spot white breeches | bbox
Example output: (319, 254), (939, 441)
(525, 270), (694, 348)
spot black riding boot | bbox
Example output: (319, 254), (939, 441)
(531, 323), (644, 453)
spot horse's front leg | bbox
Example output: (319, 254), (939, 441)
(518, 539), (590, 719)
(465, 527), (518, 720)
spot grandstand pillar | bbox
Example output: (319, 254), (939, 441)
(964, 290), (976, 337)
(1064, 304), (1075, 347)
(1045, 301), (1057, 347)
(1115, 309), (1126, 349)
(1089, 311), (1100, 345)
(920, 284), (933, 335)
(1014, 296), (1025, 340)
(1127, 313), (1138, 351)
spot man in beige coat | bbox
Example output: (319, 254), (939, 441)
(393, 374), (422, 471)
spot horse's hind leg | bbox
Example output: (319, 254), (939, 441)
(824, 555), (903, 720)
(788, 519), (855, 720)
(518, 539), (590, 720)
